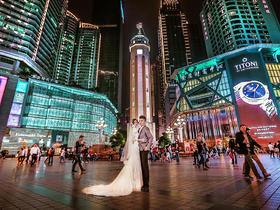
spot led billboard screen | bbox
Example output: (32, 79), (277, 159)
(226, 53), (280, 144)
(0, 76), (8, 105)
(7, 114), (20, 127)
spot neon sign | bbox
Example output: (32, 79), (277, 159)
(0, 76), (7, 105)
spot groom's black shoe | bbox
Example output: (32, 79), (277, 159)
(141, 187), (149, 192)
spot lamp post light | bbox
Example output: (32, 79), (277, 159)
(96, 118), (108, 144)
(174, 115), (186, 143)
(166, 126), (174, 143)
(111, 128), (118, 136)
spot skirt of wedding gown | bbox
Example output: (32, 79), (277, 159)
(83, 146), (142, 197)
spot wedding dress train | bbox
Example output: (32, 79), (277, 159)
(82, 126), (142, 196)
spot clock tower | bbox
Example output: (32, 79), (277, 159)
(129, 23), (153, 123)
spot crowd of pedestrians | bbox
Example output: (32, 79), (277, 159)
(1, 124), (279, 182)
(268, 141), (280, 158)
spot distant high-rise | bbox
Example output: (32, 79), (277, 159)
(97, 25), (121, 107)
(53, 11), (80, 85)
(92, 0), (124, 110)
(129, 23), (152, 123)
(158, 0), (193, 125)
(159, 0), (193, 86)
(0, 0), (67, 77)
(201, 0), (280, 57)
(71, 23), (101, 90)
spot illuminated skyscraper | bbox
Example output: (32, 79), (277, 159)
(92, 0), (125, 110)
(53, 11), (79, 85)
(159, 0), (193, 87)
(0, 0), (67, 77)
(129, 23), (152, 123)
(158, 0), (193, 125)
(201, 0), (280, 57)
(71, 23), (101, 90)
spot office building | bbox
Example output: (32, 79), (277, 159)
(201, 0), (280, 57)
(158, 0), (194, 126)
(0, 0), (67, 77)
(53, 11), (80, 85)
(92, 0), (124, 110)
(159, 0), (193, 86)
(71, 23), (101, 90)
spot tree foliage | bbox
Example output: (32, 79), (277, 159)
(109, 129), (127, 149)
(158, 132), (171, 147)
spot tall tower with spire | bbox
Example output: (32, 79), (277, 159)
(129, 23), (152, 123)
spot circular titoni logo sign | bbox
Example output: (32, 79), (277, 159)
(234, 57), (259, 72)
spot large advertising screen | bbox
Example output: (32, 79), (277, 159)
(0, 76), (8, 105)
(226, 53), (280, 144)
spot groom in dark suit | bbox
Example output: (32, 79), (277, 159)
(138, 115), (153, 192)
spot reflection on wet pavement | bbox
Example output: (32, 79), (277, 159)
(0, 155), (279, 210)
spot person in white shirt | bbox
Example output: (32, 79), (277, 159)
(268, 142), (275, 158)
(60, 149), (66, 163)
(17, 146), (26, 166)
(30, 144), (40, 166)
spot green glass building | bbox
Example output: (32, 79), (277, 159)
(53, 11), (79, 85)
(0, 76), (118, 154)
(22, 78), (117, 135)
(0, 0), (67, 76)
(201, 0), (280, 58)
(71, 23), (101, 90)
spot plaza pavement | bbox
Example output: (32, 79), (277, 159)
(0, 155), (279, 210)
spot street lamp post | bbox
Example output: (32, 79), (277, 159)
(166, 126), (174, 143)
(174, 116), (186, 143)
(96, 118), (108, 144)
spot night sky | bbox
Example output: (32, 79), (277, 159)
(68, 0), (280, 112)
(68, 0), (202, 111)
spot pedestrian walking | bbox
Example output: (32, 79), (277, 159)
(277, 141), (280, 159)
(197, 131), (209, 170)
(17, 146), (26, 166)
(244, 128), (271, 178)
(175, 139), (180, 163)
(235, 125), (262, 180)
(274, 143), (278, 158)
(25, 147), (30, 163)
(30, 144), (40, 167)
(72, 135), (86, 174)
(48, 147), (55, 165)
(60, 149), (66, 163)
(119, 147), (123, 161)
(193, 140), (199, 165)
(268, 142), (275, 158)
(229, 136), (237, 165)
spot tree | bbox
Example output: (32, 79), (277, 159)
(109, 129), (126, 149)
(158, 132), (171, 147)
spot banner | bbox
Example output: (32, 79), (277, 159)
(0, 76), (8, 105)
(226, 53), (280, 144)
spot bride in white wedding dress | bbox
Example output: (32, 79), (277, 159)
(82, 119), (142, 196)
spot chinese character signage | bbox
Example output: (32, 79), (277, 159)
(226, 53), (280, 144)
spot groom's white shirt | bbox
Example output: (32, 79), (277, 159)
(138, 126), (144, 136)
